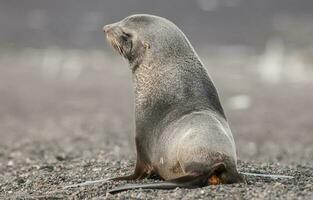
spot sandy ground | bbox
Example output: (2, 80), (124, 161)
(0, 49), (312, 199)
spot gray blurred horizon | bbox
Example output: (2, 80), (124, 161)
(1, 0), (313, 50)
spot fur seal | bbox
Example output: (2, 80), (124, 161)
(103, 14), (244, 193)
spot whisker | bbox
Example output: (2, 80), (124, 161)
(106, 35), (126, 57)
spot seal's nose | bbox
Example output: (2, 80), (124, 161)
(103, 25), (111, 33)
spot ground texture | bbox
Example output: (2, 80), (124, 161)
(0, 50), (312, 199)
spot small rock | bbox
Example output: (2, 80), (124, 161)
(39, 165), (54, 172)
(55, 154), (67, 161)
(16, 177), (25, 185)
(7, 160), (14, 166)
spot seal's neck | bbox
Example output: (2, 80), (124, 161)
(132, 54), (198, 95)
(132, 54), (226, 131)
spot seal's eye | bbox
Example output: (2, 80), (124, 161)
(121, 32), (131, 42)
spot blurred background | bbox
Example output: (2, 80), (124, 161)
(0, 0), (313, 166)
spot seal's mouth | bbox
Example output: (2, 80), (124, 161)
(103, 24), (129, 58)
(105, 32), (124, 57)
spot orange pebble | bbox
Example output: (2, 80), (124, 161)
(209, 175), (221, 185)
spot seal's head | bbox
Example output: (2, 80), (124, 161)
(103, 14), (195, 71)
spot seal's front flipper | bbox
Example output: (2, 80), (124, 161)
(240, 172), (294, 179)
(63, 179), (110, 189)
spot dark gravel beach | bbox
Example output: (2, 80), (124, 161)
(0, 50), (313, 199)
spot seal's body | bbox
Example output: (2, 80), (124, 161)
(103, 14), (244, 193)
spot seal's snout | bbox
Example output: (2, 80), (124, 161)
(103, 25), (111, 33)
(103, 24), (121, 38)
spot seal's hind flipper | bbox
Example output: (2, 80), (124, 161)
(108, 163), (229, 194)
(108, 173), (212, 194)
(108, 181), (187, 194)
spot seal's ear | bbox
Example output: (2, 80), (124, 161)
(143, 41), (150, 49)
